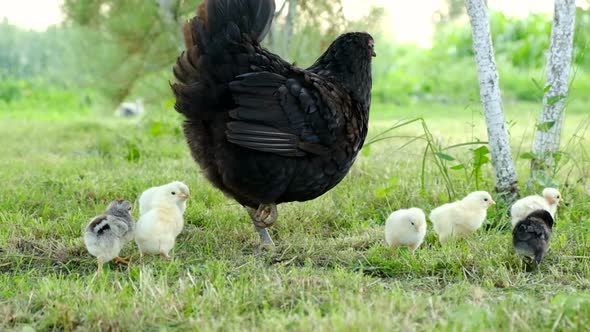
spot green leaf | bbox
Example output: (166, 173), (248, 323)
(547, 95), (565, 106)
(537, 121), (556, 132)
(544, 84), (552, 93)
(435, 152), (455, 161)
(475, 155), (490, 165)
(520, 152), (536, 159)
(361, 146), (371, 157)
(473, 145), (490, 156)
(450, 164), (465, 170)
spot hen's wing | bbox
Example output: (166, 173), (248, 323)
(226, 71), (352, 157)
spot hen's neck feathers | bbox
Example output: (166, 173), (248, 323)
(308, 45), (372, 110)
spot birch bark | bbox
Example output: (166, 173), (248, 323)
(465, 0), (519, 196)
(531, 0), (576, 175)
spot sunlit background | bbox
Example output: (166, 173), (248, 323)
(0, 0), (589, 108)
(2, 0), (588, 44)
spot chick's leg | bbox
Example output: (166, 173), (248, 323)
(114, 256), (129, 264)
(97, 257), (103, 274)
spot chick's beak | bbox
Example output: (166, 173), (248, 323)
(180, 193), (190, 199)
(371, 50), (377, 57)
(490, 200), (496, 205)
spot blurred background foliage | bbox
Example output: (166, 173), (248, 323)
(0, 0), (589, 111)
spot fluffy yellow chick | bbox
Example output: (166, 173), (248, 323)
(510, 187), (561, 228)
(135, 181), (190, 258)
(384, 207), (427, 251)
(429, 191), (496, 244)
(139, 181), (188, 215)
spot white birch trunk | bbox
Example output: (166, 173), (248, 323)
(531, 0), (576, 173)
(465, 0), (519, 196)
(283, 0), (298, 56)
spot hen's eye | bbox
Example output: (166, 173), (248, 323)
(171, 191), (176, 195)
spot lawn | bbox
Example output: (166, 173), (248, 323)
(1, 99), (589, 331)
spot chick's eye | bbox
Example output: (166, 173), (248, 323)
(171, 191), (176, 195)
(556, 195), (560, 199)
(411, 222), (415, 225)
(484, 198), (489, 202)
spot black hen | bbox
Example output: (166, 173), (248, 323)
(171, 0), (374, 248)
(512, 209), (554, 264)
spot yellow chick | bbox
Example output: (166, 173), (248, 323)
(510, 187), (561, 228)
(429, 191), (496, 244)
(384, 207), (427, 251)
(139, 181), (188, 215)
(135, 181), (190, 259)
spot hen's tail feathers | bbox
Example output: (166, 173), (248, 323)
(172, 0), (276, 117)
(205, 0), (275, 44)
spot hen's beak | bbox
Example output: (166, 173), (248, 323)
(371, 50), (377, 57)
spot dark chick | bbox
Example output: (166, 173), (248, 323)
(512, 209), (554, 264)
(171, 0), (374, 249)
(84, 199), (135, 273)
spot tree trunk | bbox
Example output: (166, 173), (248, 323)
(266, 0), (289, 53)
(283, 0), (298, 56)
(465, 0), (519, 198)
(531, 0), (576, 176)
(158, 0), (184, 50)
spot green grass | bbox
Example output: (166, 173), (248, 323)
(1, 100), (590, 331)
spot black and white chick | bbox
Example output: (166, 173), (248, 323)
(512, 209), (554, 264)
(84, 199), (135, 273)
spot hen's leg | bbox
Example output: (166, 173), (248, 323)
(249, 203), (278, 228)
(254, 225), (275, 250)
(247, 207), (276, 250)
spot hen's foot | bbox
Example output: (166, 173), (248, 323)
(247, 204), (278, 228)
(114, 256), (129, 264)
(254, 225), (275, 252)
(160, 252), (171, 260)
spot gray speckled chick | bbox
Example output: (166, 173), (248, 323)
(84, 199), (134, 273)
